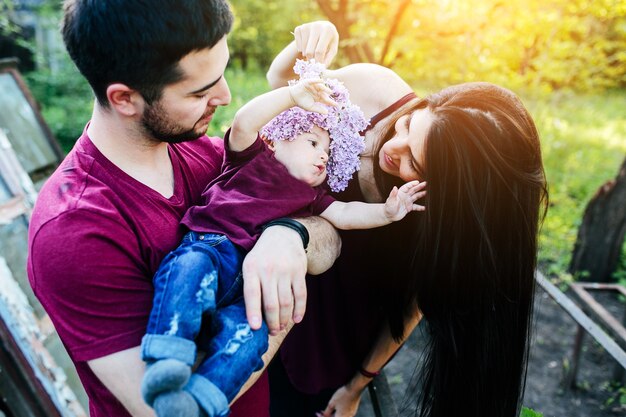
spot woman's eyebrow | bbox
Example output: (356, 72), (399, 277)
(188, 75), (223, 95)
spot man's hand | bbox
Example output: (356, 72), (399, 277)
(384, 180), (426, 222)
(243, 226), (308, 335)
(294, 21), (339, 66)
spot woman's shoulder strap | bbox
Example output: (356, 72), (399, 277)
(360, 92), (418, 136)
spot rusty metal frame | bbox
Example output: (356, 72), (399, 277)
(570, 282), (626, 383)
(535, 272), (626, 388)
(369, 370), (399, 417)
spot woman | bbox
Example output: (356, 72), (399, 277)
(265, 22), (548, 417)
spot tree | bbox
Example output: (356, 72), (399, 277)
(315, 0), (411, 65)
(569, 156), (626, 282)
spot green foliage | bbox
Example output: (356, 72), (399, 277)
(0, 0), (14, 36)
(520, 406), (544, 417)
(227, 0), (321, 69)
(317, 0), (626, 93)
(25, 61), (93, 152)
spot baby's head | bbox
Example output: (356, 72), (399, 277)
(261, 60), (369, 192)
(267, 125), (330, 187)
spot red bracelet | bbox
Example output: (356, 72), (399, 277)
(359, 366), (381, 378)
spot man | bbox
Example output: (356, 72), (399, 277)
(27, 1), (340, 416)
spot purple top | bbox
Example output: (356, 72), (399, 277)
(279, 92), (418, 393)
(27, 129), (269, 417)
(181, 129), (335, 251)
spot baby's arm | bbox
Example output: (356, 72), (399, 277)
(320, 180), (426, 230)
(229, 79), (336, 152)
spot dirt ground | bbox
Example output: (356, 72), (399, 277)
(356, 286), (626, 417)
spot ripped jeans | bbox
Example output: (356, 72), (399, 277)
(141, 232), (268, 409)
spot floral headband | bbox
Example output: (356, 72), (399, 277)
(261, 59), (369, 192)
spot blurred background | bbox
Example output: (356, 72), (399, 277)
(1, 0), (625, 415)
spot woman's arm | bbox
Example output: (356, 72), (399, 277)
(267, 23), (413, 119)
(321, 310), (423, 417)
(266, 21), (339, 88)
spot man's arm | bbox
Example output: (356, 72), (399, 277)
(88, 348), (155, 416)
(243, 216), (340, 335)
(88, 325), (294, 414)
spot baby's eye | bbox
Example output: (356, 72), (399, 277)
(309, 140), (318, 147)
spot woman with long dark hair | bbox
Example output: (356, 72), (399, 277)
(265, 22), (548, 417)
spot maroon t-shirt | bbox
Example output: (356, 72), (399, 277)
(27, 129), (269, 417)
(182, 131), (335, 251)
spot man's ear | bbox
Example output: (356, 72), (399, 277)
(106, 83), (144, 117)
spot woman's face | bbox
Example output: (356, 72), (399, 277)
(378, 108), (435, 182)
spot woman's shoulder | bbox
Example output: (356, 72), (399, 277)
(327, 63), (413, 118)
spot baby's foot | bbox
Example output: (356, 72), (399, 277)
(142, 358), (191, 406)
(153, 390), (199, 417)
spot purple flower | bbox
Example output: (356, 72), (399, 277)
(261, 59), (369, 192)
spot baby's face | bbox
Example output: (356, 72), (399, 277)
(271, 126), (330, 187)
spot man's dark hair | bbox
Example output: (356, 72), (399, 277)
(62, 0), (233, 107)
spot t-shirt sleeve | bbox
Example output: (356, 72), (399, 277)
(311, 187), (336, 216)
(28, 209), (153, 362)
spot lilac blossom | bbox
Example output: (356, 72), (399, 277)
(261, 59), (369, 192)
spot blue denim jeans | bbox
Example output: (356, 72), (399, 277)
(141, 232), (268, 414)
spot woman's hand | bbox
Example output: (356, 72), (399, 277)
(317, 383), (364, 417)
(294, 21), (339, 66)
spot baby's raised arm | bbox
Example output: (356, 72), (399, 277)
(320, 180), (427, 230)
(229, 79), (336, 152)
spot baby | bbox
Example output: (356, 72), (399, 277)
(140, 60), (426, 417)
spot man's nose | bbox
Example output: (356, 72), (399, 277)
(209, 78), (231, 106)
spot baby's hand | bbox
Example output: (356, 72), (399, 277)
(289, 78), (337, 114)
(384, 180), (427, 222)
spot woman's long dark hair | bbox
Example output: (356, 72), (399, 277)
(375, 83), (548, 417)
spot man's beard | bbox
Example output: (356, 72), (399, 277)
(141, 101), (215, 144)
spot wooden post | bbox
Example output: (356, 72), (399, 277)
(569, 156), (626, 282)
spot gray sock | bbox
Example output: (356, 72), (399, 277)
(142, 358), (191, 406)
(153, 390), (199, 417)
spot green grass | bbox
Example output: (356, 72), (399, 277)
(526, 90), (626, 276)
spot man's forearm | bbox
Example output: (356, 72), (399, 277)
(297, 216), (341, 275)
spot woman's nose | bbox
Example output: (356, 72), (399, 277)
(386, 135), (407, 155)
